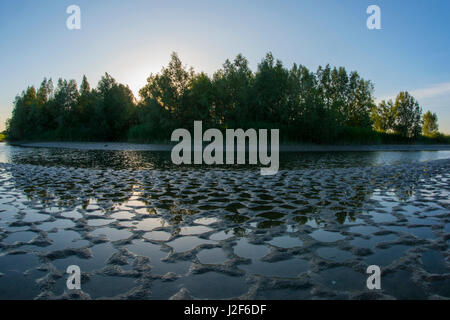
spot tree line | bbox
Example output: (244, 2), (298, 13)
(5, 52), (444, 143)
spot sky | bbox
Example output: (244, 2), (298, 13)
(0, 0), (449, 133)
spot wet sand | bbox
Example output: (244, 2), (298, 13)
(0, 154), (449, 300)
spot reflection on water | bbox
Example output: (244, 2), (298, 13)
(0, 143), (449, 300)
(1, 143), (450, 170)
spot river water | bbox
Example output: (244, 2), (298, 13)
(0, 143), (449, 299)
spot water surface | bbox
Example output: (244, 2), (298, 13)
(0, 143), (449, 300)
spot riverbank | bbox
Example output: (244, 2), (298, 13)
(8, 141), (450, 152)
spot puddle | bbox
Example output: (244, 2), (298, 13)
(316, 247), (352, 262)
(197, 248), (228, 264)
(365, 245), (411, 266)
(310, 230), (345, 243)
(143, 231), (172, 241)
(90, 227), (132, 241)
(268, 236), (303, 248)
(240, 258), (309, 277)
(234, 239), (269, 260)
(166, 236), (215, 253)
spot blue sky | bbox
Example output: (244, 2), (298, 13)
(1, 0), (449, 133)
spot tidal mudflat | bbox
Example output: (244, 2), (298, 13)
(0, 143), (449, 300)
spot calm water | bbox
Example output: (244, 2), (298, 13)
(0, 143), (449, 300)
(1, 143), (450, 170)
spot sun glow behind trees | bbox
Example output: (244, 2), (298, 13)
(4, 52), (446, 144)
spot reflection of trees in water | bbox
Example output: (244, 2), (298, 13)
(7, 147), (417, 226)
(5, 150), (424, 230)
(7, 166), (136, 211)
(281, 151), (381, 170)
(8, 149), (172, 170)
(9, 147), (390, 171)
(335, 211), (355, 224)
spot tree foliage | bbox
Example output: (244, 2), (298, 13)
(422, 111), (439, 137)
(372, 91), (424, 138)
(5, 52), (433, 143)
(6, 73), (136, 141)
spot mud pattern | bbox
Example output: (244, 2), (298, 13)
(0, 158), (449, 300)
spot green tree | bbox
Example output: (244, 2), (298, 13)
(53, 78), (79, 130)
(252, 53), (290, 125)
(80, 75), (91, 96)
(8, 86), (38, 139)
(186, 72), (214, 126)
(316, 64), (333, 112)
(422, 111), (438, 137)
(372, 99), (395, 132)
(5, 53), (438, 145)
(212, 54), (253, 127)
(139, 52), (193, 132)
(347, 75), (374, 128)
(287, 63), (321, 141)
(330, 67), (348, 124)
(392, 91), (422, 138)
(95, 73), (136, 140)
(36, 78), (53, 105)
